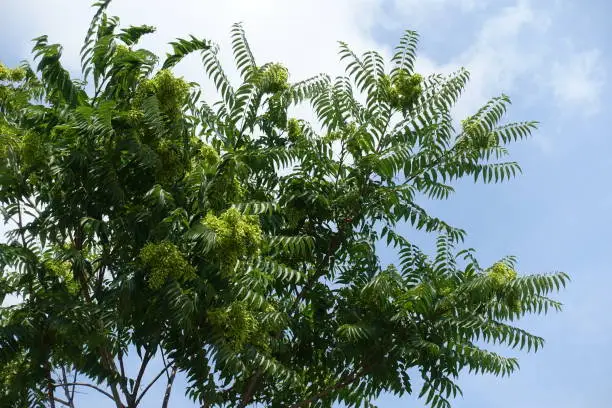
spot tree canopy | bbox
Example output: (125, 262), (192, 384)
(0, 1), (567, 407)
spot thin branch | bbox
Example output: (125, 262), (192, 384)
(60, 366), (75, 408)
(238, 369), (262, 408)
(232, 216), (350, 406)
(53, 382), (116, 401)
(94, 263), (107, 299)
(53, 396), (71, 407)
(99, 348), (127, 408)
(132, 348), (154, 400)
(15, 202), (27, 248)
(74, 274), (125, 408)
(117, 349), (132, 405)
(289, 366), (369, 408)
(45, 361), (56, 408)
(160, 348), (171, 380)
(118, 351), (127, 383)
(135, 362), (174, 406)
(374, 104), (393, 153)
(70, 369), (77, 403)
(161, 365), (178, 408)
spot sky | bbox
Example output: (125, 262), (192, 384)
(0, 0), (611, 406)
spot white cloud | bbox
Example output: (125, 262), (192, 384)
(550, 49), (605, 116)
(2, 0), (600, 122)
(413, 0), (551, 121)
(1, 0), (397, 138)
(391, 0), (490, 25)
(1, 0), (387, 87)
(404, 0), (605, 132)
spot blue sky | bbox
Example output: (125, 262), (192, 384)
(1, 0), (610, 406)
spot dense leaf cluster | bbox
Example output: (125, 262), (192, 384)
(0, 2), (567, 408)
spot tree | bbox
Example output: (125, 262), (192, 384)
(0, 2), (567, 407)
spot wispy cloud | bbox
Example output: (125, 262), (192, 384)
(549, 48), (605, 116)
(390, 0), (492, 25)
(3, 0), (601, 121)
(0, 0), (387, 85)
(413, 1), (551, 119)
(393, 0), (608, 126)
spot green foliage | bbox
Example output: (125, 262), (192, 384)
(208, 301), (261, 352)
(139, 241), (196, 289)
(202, 207), (262, 272)
(196, 141), (220, 168)
(44, 258), (79, 295)
(381, 71), (423, 112)
(135, 69), (190, 120)
(162, 35), (211, 70)
(0, 3), (566, 408)
(488, 261), (518, 287)
(252, 63), (290, 93)
(0, 63), (26, 82)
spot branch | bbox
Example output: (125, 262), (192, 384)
(289, 228), (344, 316)
(238, 369), (262, 408)
(161, 365), (178, 408)
(118, 351), (127, 383)
(160, 349), (171, 380)
(94, 263), (107, 300)
(59, 366), (75, 408)
(117, 350), (132, 405)
(45, 361), (56, 408)
(132, 348), (154, 399)
(53, 396), (72, 407)
(15, 202), (27, 248)
(234, 231), (346, 406)
(289, 366), (369, 408)
(69, 242), (125, 408)
(100, 348), (127, 408)
(375, 104), (393, 154)
(53, 382), (116, 401)
(135, 362), (174, 406)
(70, 369), (77, 403)
(402, 143), (466, 187)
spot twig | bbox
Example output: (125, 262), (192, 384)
(15, 202), (27, 248)
(237, 369), (262, 408)
(118, 351), (127, 384)
(45, 361), (56, 408)
(70, 369), (77, 403)
(161, 365), (178, 408)
(53, 396), (71, 407)
(100, 349), (127, 408)
(132, 348), (154, 399)
(160, 349), (171, 380)
(60, 366), (75, 408)
(53, 382), (115, 401)
(117, 350), (133, 405)
(135, 362), (174, 406)
(288, 366), (369, 408)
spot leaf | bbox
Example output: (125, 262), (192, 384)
(162, 35), (211, 70)
(254, 257), (306, 284)
(231, 23), (257, 79)
(391, 30), (419, 76)
(201, 44), (235, 107)
(232, 201), (279, 215)
(118, 24), (156, 46)
(32, 36), (85, 107)
(267, 235), (315, 258)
